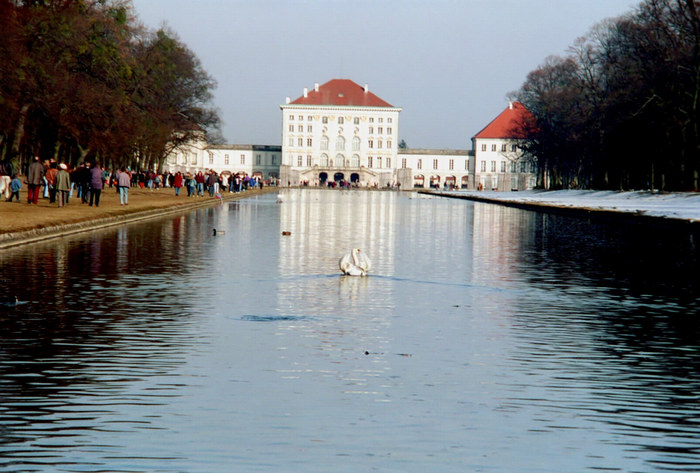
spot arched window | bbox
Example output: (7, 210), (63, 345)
(336, 154), (345, 167)
(351, 154), (360, 168)
(335, 136), (345, 151)
(320, 135), (329, 151)
(352, 136), (361, 151)
(320, 153), (329, 167)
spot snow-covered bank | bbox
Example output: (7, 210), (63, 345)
(437, 189), (700, 222)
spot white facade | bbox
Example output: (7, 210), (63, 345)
(397, 149), (473, 189)
(472, 138), (536, 191)
(165, 143), (281, 182)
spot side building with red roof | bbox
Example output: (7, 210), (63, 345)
(280, 79), (403, 187)
(471, 102), (537, 191)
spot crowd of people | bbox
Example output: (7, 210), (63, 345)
(0, 158), (265, 207)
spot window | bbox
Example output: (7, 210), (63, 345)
(354, 117), (359, 125)
(465, 159), (469, 170)
(298, 115), (302, 120)
(387, 127), (392, 134)
(335, 136), (345, 151)
(377, 157), (382, 168)
(289, 124), (294, 132)
(352, 136), (360, 151)
(272, 155), (277, 165)
(481, 161), (486, 172)
(307, 125), (312, 133)
(449, 159), (454, 170)
(520, 161), (526, 173)
(378, 117), (383, 123)
(481, 144), (487, 152)
(378, 127), (383, 134)
(338, 117), (344, 124)
(321, 153), (329, 167)
(322, 116), (328, 124)
(417, 159), (422, 170)
(307, 155), (312, 166)
(290, 115), (294, 121)
(351, 154), (360, 167)
(491, 144), (497, 152)
(378, 140), (383, 149)
(321, 135), (329, 150)
(387, 140), (392, 148)
(298, 125), (303, 132)
(225, 154), (229, 165)
(298, 137), (303, 146)
(369, 126), (374, 134)
(402, 158), (407, 169)
(240, 154), (245, 164)
(298, 156), (303, 166)
(433, 159), (438, 170)
(256, 154), (261, 165)
(511, 144), (517, 152)
(510, 161), (516, 173)
(369, 117), (374, 123)
(387, 117), (392, 123)
(336, 154), (345, 167)
(368, 140), (374, 149)
(208, 153), (214, 165)
(491, 161), (496, 172)
(501, 144), (507, 152)
(368, 156), (373, 168)
(501, 161), (506, 172)
(386, 157), (391, 168)
(307, 116), (312, 121)
(307, 138), (312, 147)
(190, 153), (197, 165)
(288, 137), (293, 146)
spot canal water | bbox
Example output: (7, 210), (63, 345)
(0, 189), (699, 472)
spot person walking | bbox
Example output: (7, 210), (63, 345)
(117, 167), (131, 205)
(56, 163), (71, 207)
(89, 161), (104, 207)
(173, 171), (183, 196)
(27, 156), (44, 204)
(7, 174), (21, 202)
(195, 171), (205, 197)
(45, 161), (58, 203)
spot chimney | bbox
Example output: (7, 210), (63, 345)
(314, 83), (319, 92)
(303, 87), (308, 98)
(509, 101), (513, 110)
(364, 83), (369, 93)
(286, 97), (290, 104)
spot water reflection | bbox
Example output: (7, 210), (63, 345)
(0, 190), (699, 472)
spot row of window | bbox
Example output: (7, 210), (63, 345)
(287, 124), (394, 135)
(286, 135), (393, 150)
(292, 154), (393, 169)
(413, 158), (469, 171)
(175, 153), (279, 166)
(481, 143), (518, 153)
(479, 160), (535, 173)
(289, 115), (393, 124)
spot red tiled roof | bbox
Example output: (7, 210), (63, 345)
(289, 79), (393, 107)
(473, 102), (535, 139)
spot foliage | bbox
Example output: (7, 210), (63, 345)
(0, 0), (221, 172)
(514, 0), (700, 191)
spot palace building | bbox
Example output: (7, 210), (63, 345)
(471, 102), (537, 191)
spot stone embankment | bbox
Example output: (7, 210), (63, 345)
(0, 187), (276, 249)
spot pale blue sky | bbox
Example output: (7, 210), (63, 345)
(130, 0), (637, 149)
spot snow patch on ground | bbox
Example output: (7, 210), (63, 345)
(444, 190), (700, 221)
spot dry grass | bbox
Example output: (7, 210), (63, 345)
(0, 182), (275, 236)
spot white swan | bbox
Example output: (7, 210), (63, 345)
(339, 248), (371, 276)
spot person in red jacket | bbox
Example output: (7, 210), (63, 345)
(173, 171), (183, 196)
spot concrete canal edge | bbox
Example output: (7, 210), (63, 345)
(0, 188), (277, 250)
(421, 190), (700, 229)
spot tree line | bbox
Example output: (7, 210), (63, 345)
(0, 0), (221, 174)
(513, 0), (700, 191)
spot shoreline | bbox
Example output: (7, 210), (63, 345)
(421, 190), (700, 229)
(0, 187), (277, 249)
